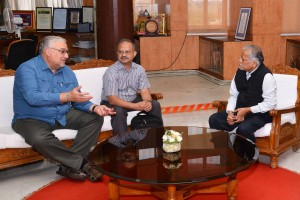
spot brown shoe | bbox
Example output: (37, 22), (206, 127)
(56, 165), (86, 181)
(82, 164), (103, 182)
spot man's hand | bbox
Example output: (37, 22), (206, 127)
(94, 105), (116, 116)
(68, 86), (93, 102)
(233, 107), (251, 123)
(227, 111), (237, 125)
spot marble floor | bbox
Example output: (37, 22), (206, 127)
(0, 73), (299, 200)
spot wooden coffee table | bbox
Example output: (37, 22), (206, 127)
(88, 126), (258, 200)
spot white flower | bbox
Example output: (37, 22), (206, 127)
(162, 129), (183, 144)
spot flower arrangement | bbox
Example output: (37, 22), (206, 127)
(162, 130), (183, 152)
(162, 130), (183, 144)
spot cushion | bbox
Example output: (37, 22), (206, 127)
(255, 74), (298, 137)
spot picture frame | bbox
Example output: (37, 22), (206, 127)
(152, 14), (166, 35)
(53, 8), (67, 32)
(36, 7), (52, 31)
(82, 6), (93, 32)
(235, 7), (251, 40)
(12, 10), (35, 31)
(67, 8), (82, 32)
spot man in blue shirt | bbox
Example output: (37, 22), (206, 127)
(12, 36), (115, 182)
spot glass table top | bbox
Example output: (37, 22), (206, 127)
(88, 126), (258, 185)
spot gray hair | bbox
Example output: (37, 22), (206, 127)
(39, 36), (66, 54)
(118, 38), (135, 51)
(243, 45), (264, 65)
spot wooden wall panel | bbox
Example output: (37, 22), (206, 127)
(223, 41), (252, 80)
(170, 0), (187, 31)
(171, 33), (199, 70)
(140, 37), (172, 71)
(252, 35), (282, 67)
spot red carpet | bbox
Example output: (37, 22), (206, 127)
(25, 163), (300, 200)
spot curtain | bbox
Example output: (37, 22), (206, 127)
(8, 0), (82, 10)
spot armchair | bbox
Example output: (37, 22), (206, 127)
(212, 65), (300, 168)
(3, 39), (37, 71)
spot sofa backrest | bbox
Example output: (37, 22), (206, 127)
(0, 66), (108, 127)
(0, 76), (15, 126)
(73, 67), (108, 104)
(273, 74), (298, 110)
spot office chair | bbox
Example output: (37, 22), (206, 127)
(3, 39), (36, 70)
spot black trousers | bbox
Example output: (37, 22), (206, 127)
(208, 110), (272, 142)
(13, 108), (103, 171)
(101, 96), (163, 135)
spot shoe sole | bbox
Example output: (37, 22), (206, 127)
(56, 170), (86, 181)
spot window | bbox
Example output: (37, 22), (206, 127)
(188, 0), (228, 33)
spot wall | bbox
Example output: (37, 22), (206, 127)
(140, 0), (199, 71)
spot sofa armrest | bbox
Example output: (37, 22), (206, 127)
(151, 92), (163, 100)
(212, 100), (228, 112)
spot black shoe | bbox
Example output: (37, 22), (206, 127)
(82, 164), (103, 182)
(56, 165), (86, 181)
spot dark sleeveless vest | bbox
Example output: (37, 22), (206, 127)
(234, 64), (272, 119)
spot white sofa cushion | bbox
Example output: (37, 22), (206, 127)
(254, 74), (297, 137)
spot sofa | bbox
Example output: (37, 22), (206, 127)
(0, 59), (163, 170)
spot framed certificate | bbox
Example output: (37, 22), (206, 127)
(67, 8), (82, 32)
(235, 7), (251, 40)
(53, 8), (67, 32)
(36, 7), (52, 31)
(12, 10), (35, 31)
(82, 6), (93, 32)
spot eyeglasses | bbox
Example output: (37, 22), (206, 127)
(50, 48), (70, 55)
(117, 50), (132, 55)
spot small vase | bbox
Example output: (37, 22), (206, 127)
(162, 142), (181, 153)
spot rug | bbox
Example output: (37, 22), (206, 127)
(25, 163), (300, 200)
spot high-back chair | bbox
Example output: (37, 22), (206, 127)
(212, 65), (300, 168)
(3, 39), (36, 71)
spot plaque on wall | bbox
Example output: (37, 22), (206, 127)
(145, 19), (158, 36)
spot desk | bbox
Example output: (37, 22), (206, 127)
(89, 126), (258, 200)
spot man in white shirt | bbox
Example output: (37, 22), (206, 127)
(209, 45), (277, 142)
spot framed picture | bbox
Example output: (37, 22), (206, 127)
(82, 6), (93, 32)
(12, 10), (35, 31)
(67, 8), (82, 32)
(36, 7), (52, 31)
(53, 8), (67, 32)
(235, 8), (251, 40)
(152, 14), (166, 35)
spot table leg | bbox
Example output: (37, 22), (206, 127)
(167, 185), (177, 200)
(227, 175), (237, 200)
(108, 178), (119, 200)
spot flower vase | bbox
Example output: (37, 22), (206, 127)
(162, 142), (181, 153)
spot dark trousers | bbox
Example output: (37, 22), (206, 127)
(208, 110), (272, 142)
(101, 96), (163, 135)
(12, 108), (103, 171)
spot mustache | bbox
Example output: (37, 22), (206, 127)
(121, 56), (128, 59)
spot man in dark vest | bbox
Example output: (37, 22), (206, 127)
(209, 45), (277, 143)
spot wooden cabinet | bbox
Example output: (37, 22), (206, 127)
(285, 39), (300, 69)
(199, 36), (252, 80)
(21, 32), (95, 65)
